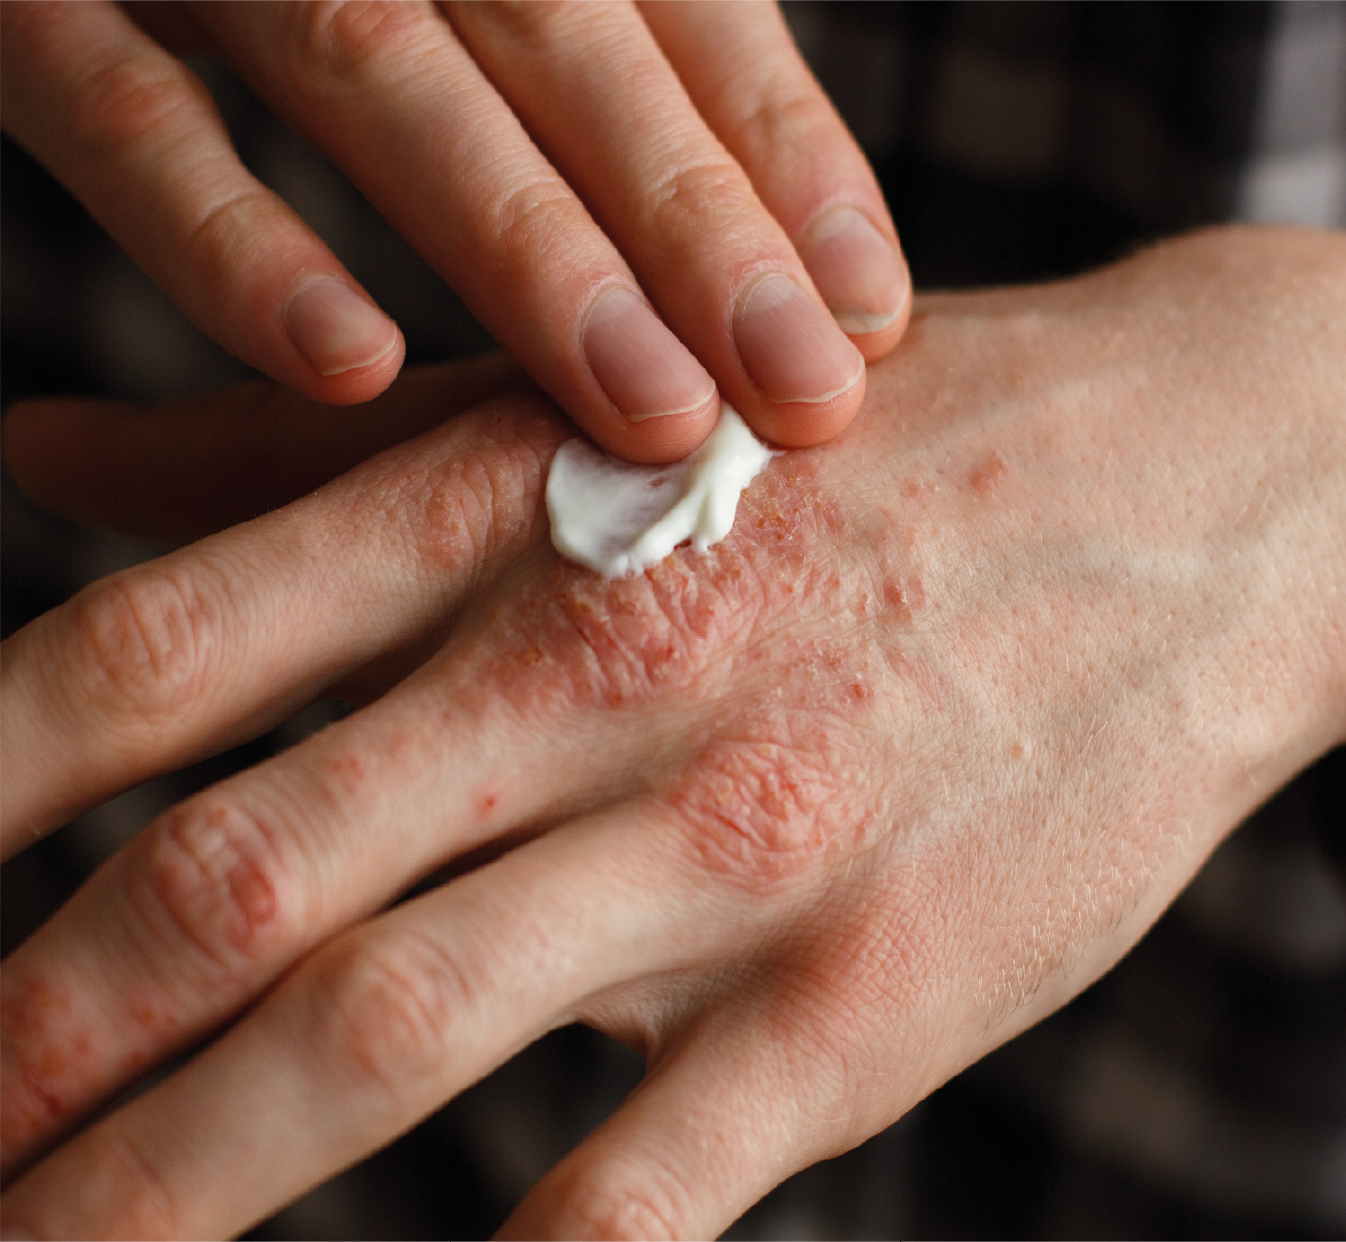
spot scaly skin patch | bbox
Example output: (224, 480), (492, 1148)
(0, 976), (90, 1180)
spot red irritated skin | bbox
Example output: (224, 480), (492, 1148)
(2, 228), (1345, 1240)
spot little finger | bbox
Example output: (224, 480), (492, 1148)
(499, 1005), (849, 1241)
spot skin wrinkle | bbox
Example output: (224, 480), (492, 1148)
(64, 48), (212, 160)
(176, 182), (276, 278)
(0, 978), (85, 1176)
(347, 404), (559, 613)
(96, 1125), (183, 1240)
(464, 462), (844, 720)
(647, 157), (760, 254)
(458, 0), (592, 52)
(17, 773), (352, 1155)
(668, 725), (849, 888)
(491, 180), (591, 284)
(730, 86), (833, 175)
(431, 441), (923, 897)
(302, 926), (474, 1105)
(142, 800), (290, 971)
(281, 0), (442, 98)
(63, 557), (242, 746)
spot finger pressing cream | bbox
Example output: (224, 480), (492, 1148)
(546, 404), (775, 578)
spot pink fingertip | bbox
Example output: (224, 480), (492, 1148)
(284, 276), (399, 378)
(733, 273), (865, 405)
(583, 287), (718, 423)
(798, 207), (907, 335)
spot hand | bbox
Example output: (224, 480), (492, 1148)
(0, 0), (909, 461)
(3, 228), (1344, 1239)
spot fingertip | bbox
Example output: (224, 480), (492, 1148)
(579, 386), (722, 465)
(298, 328), (407, 407)
(281, 276), (406, 404)
(1, 398), (132, 515)
(797, 206), (911, 364)
(731, 272), (865, 411)
(744, 363), (866, 450)
(580, 285), (720, 446)
(847, 274), (912, 365)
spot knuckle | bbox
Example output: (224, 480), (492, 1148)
(136, 797), (296, 985)
(284, 0), (439, 90)
(729, 83), (837, 164)
(648, 158), (760, 251)
(176, 184), (276, 283)
(68, 565), (222, 729)
(559, 1173), (683, 1241)
(92, 1125), (182, 1239)
(65, 52), (215, 157)
(354, 404), (556, 578)
(462, 0), (578, 47)
(669, 722), (854, 891)
(0, 981), (81, 1172)
(305, 931), (470, 1103)
(462, 459), (855, 720)
(491, 179), (586, 277)
(481, 551), (766, 716)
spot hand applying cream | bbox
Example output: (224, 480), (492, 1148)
(546, 405), (776, 578)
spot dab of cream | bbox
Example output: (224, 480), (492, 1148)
(547, 404), (775, 578)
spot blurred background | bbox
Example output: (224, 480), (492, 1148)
(3, 2), (1344, 1236)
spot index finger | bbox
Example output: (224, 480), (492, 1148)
(0, 380), (561, 857)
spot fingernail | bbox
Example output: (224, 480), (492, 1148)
(798, 207), (906, 335)
(583, 287), (716, 423)
(733, 272), (864, 404)
(284, 276), (399, 377)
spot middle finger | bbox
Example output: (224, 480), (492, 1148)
(0, 382), (560, 854)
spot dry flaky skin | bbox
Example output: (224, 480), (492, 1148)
(2, 228), (1345, 1239)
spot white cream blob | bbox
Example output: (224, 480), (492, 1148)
(547, 404), (776, 578)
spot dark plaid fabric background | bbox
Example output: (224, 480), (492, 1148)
(2, 3), (1343, 1237)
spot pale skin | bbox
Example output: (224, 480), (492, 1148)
(0, 0), (910, 462)
(2, 228), (1345, 1239)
